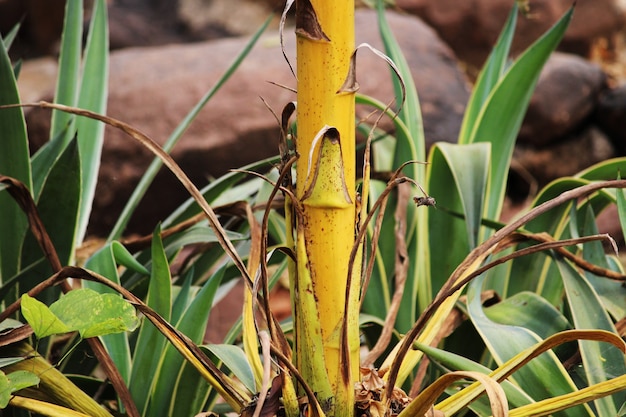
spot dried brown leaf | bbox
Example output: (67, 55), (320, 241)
(295, 0), (330, 42)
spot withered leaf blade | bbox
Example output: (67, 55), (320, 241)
(279, 0), (296, 78)
(295, 0), (330, 42)
(337, 48), (360, 94)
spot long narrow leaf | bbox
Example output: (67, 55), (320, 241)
(129, 226), (172, 415)
(469, 7), (573, 221)
(150, 268), (226, 417)
(425, 142), (490, 319)
(31, 0), (83, 198)
(84, 244), (133, 387)
(459, 4), (517, 143)
(557, 255), (626, 416)
(0, 32), (31, 283)
(50, 0), (82, 145)
(74, 0), (109, 243)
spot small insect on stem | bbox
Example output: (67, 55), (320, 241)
(414, 196), (436, 208)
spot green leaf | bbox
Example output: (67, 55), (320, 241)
(580, 205), (626, 320)
(557, 255), (626, 416)
(0, 370), (40, 408)
(0, 31), (32, 283)
(430, 142), (489, 249)
(2, 23), (20, 51)
(361, 180), (393, 321)
(49, 0), (83, 146)
(617, 172), (626, 267)
(466, 6), (573, 220)
(6, 370), (39, 391)
(467, 275), (593, 417)
(21, 294), (70, 339)
(31, 0), (83, 198)
(18, 139), (81, 310)
(426, 142), (490, 298)
(74, 0), (109, 243)
(459, 4), (516, 143)
(205, 344), (256, 393)
(171, 268), (195, 325)
(152, 268), (226, 417)
(49, 289), (139, 338)
(0, 357), (26, 368)
(163, 164), (274, 227)
(129, 225), (172, 415)
(84, 243), (133, 386)
(484, 292), (571, 339)
(376, 0), (430, 321)
(0, 372), (10, 409)
(414, 342), (534, 410)
(506, 178), (614, 300)
(23, 138), (81, 269)
(375, 1), (424, 169)
(164, 224), (245, 253)
(111, 241), (149, 275)
(576, 158), (626, 181)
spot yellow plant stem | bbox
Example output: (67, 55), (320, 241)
(295, 1), (359, 416)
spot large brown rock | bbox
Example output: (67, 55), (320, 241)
(0, 0), (66, 58)
(395, 0), (625, 68)
(519, 52), (607, 147)
(513, 125), (616, 188)
(24, 9), (470, 236)
(594, 84), (626, 154)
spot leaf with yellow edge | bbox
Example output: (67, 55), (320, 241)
(243, 288), (263, 390)
(508, 374), (626, 417)
(436, 330), (626, 416)
(242, 200), (264, 390)
(398, 371), (508, 417)
(381, 248), (493, 389)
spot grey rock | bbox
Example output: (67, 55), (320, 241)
(594, 84), (626, 154)
(519, 52), (607, 147)
(513, 125), (616, 189)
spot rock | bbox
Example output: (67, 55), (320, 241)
(0, 0), (66, 58)
(16, 57), (58, 103)
(519, 52), (607, 147)
(513, 125), (616, 188)
(395, 0), (626, 68)
(107, 0), (237, 50)
(596, 204), (624, 247)
(594, 84), (626, 154)
(24, 9), (470, 236)
(177, 0), (277, 38)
